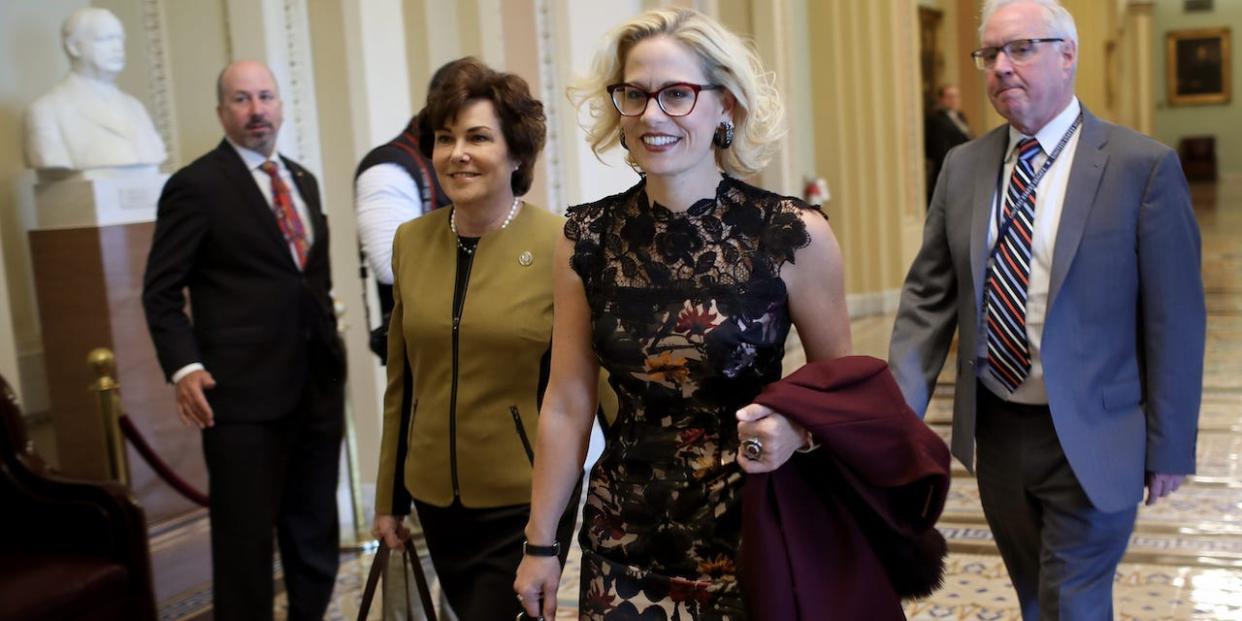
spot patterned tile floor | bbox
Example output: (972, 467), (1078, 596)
(158, 182), (1242, 619)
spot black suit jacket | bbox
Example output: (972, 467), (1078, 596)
(924, 110), (972, 202)
(143, 140), (344, 422)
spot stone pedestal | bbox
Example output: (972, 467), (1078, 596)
(27, 172), (207, 524)
(32, 173), (165, 229)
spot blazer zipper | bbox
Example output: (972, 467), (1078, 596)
(449, 251), (476, 499)
(510, 406), (535, 466)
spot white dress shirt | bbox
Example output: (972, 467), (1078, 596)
(171, 140), (316, 384)
(977, 97), (1083, 404)
(355, 163), (428, 284)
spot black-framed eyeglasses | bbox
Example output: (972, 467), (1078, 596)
(606, 82), (723, 117)
(971, 38), (1064, 70)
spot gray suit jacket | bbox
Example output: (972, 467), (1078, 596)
(889, 107), (1205, 512)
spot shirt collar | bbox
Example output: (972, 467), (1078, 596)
(226, 137), (283, 173)
(1006, 96), (1081, 162)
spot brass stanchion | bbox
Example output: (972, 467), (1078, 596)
(88, 347), (130, 486)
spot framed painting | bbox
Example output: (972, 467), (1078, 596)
(1167, 28), (1231, 106)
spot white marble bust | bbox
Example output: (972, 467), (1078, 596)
(23, 7), (167, 177)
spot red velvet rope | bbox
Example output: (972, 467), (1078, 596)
(118, 415), (209, 507)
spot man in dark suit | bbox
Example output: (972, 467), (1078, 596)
(924, 84), (972, 204)
(142, 59), (345, 621)
(889, 1), (1204, 618)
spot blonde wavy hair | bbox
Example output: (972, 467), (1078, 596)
(568, 7), (785, 177)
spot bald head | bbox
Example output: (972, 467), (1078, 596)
(216, 60), (283, 156)
(217, 60), (279, 104)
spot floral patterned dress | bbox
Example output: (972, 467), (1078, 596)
(564, 176), (819, 620)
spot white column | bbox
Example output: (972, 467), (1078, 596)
(342, 0), (414, 151)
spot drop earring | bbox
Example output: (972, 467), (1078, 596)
(712, 121), (734, 149)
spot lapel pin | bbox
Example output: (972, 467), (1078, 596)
(518, 251), (534, 267)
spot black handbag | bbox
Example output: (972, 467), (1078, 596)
(356, 538), (436, 621)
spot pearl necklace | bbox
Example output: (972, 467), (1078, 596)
(450, 197), (521, 255)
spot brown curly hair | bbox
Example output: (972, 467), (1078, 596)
(418, 57), (546, 196)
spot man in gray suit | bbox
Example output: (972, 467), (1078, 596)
(889, 0), (1204, 618)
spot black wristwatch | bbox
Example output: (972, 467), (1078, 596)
(522, 540), (560, 557)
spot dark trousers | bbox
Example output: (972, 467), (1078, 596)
(202, 380), (344, 621)
(975, 384), (1137, 621)
(414, 479), (582, 621)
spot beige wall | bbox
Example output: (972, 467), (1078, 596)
(1, 0), (90, 413)
(952, 0), (991, 136)
(1152, 0), (1242, 176)
(1063, 0), (1119, 121)
(806, 1), (925, 307)
(162, 2), (231, 166)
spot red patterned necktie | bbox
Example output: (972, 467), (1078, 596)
(984, 137), (1041, 393)
(259, 160), (309, 269)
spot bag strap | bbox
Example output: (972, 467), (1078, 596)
(356, 540), (438, 621)
(404, 538), (437, 617)
(356, 544), (392, 621)
(399, 347), (437, 618)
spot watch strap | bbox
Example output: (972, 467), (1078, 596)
(522, 540), (560, 557)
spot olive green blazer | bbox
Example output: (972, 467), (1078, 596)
(375, 203), (613, 511)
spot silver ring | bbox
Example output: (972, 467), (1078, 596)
(742, 437), (764, 461)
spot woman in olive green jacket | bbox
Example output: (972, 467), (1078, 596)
(371, 58), (610, 620)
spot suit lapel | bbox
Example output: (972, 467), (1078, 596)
(1047, 110), (1109, 315)
(969, 126), (1009, 306)
(213, 140), (299, 270)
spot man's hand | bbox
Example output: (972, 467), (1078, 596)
(175, 369), (216, 428)
(1145, 471), (1185, 506)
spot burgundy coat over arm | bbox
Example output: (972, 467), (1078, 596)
(740, 356), (951, 620)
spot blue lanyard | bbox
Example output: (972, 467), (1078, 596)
(991, 113), (1083, 246)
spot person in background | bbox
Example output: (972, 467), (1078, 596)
(355, 64), (456, 363)
(924, 84), (972, 204)
(143, 60), (345, 621)
(890, 0), (1204, 617)
(514, 8), (851, 619)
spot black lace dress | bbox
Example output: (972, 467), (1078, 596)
(564, 176), (820, 620)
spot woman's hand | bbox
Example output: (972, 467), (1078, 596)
(514, 555), (562, 619)
(736, 404), (811, 473)
(371, 514), (410, 550)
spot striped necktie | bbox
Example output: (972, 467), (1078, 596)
(985, 137), (1041, 393)
(259, 160), (309, 269)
